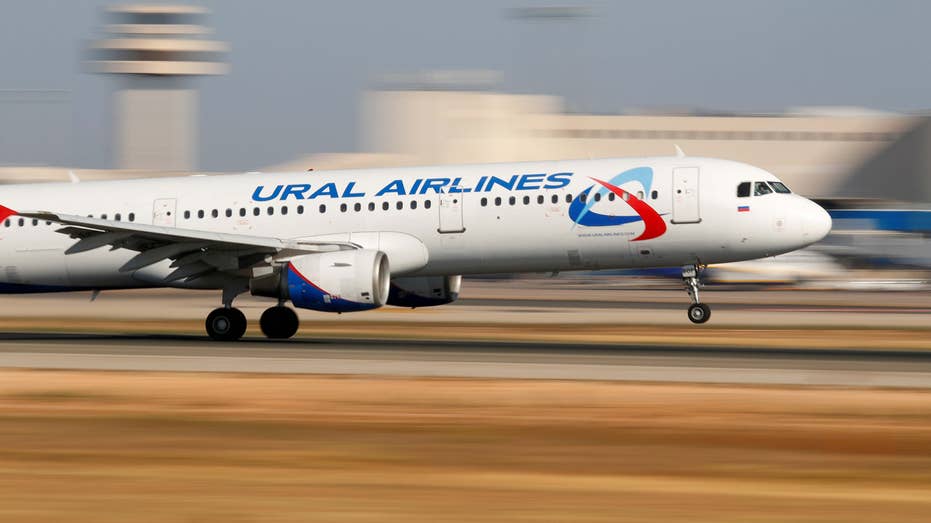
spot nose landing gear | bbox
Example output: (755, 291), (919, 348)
(682, 264), (711, 324)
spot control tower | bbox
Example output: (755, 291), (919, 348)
(88, 4), (228, 171)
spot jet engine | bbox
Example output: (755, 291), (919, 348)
(250, 249), (389, 313)
(387, 275), (461, 308)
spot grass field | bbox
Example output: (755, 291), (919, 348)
(0, 369), (929, 522)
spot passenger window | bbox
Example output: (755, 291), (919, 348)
(565, 194), (573, 203)
(115, 214), (121, 221)
(609, 193), (616, 201)
(481, 198), (488, 207)
(321, 204), (328, 213)
(340, 203), (347, 212)
(226, 209), (233, 217)
(184, 210), (191, 219)
(354, 203), (362, 212)
(3, 219), (9, 227)
(636, 191), (644, 200)
(396, 201), (403, 210)
(18, 218), (24, 226)
(32, 219), (38, 226)
(768, 181), (791, 194)
(297, 205), (304, 214)
(523, 196), (530, 205)
(266, 207), (273, 216)
(382, 202), (389, 211)
(129, 213), (135, 222)
(594, 193), (601, 202)
(537, 195), (544, 204)
(253, 207), (260, 216)
(580, 193), (587, 203)
(280, 206), (287, 215)
(368, 202), (375, 211)
(213, 209), (220, 218)
(737, 182), (751, 198)
(509, 196), (516, 206)
(651, 190), (658, 200)
(753, 182), (773, 196)
(424, 200), (431, 209)
(410, 200), (418, 210)
(494, 197), (502, 206)
(239, 208), (246, 217)
(101, 214), (107, 220)
(551, 194), (558, 204)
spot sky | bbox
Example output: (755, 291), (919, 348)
(1, 0), (930, 171)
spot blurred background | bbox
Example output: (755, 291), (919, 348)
(2, 4), (931, 522)
(2, 0), (930, 288)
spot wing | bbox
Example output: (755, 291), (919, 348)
(17, 210), (357, 283)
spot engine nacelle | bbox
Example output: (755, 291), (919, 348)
(387, 275), (461, 308)
(251, 250), (389, 313)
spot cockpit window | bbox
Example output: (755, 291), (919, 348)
(768, 181), (791, 194)
(736, 182), (751, 198)
(753, 182), (773, 196)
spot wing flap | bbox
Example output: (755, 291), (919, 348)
(16, 210), (358, 278)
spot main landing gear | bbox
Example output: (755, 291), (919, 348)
(205, 305), (300, 341)
(260, 305), (299, 339)
(205, 283), (300, 341)
(682, 264), (711, 324)
(206, 307), (247, 341)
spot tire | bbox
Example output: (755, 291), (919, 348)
(206, 307), (246, 341)
(687, 303), (711, 324)
(260, 306), (299, 339)
(228, 307), (247, 340)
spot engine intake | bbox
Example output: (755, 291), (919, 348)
(251, 250), (389, 313)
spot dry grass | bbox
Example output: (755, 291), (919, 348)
(0, 370), (929, 522)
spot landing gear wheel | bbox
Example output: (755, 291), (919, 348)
(260, 306), (299, 339)
(688, 303), (711, 324)
(206, 307), (247, 341)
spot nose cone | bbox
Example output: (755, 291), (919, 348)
(801, 199), (832, 244)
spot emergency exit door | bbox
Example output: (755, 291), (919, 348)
(671, 167), (701, 223)
(152, 198), (177, 227)
(437, 193), (465, 233)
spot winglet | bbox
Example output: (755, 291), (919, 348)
(68, 170), (80, 183)
(674, 144), (686, 158)
(0, 204), (17, 222)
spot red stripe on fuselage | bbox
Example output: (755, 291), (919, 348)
(590, 177), (667, 241)
(0, 205), (17, 222)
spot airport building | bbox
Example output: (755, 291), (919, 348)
(354, 88), (917, 200)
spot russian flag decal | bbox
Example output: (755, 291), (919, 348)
(737, 205), (750, 213)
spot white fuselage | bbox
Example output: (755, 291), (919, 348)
(0, 156), (830, 292)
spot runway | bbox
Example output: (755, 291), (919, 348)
(1, 333), (930, 388)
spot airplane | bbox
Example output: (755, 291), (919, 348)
(0, 156), (832, 340)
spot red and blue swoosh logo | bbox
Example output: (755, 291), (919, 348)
(568, 166), (667, 241)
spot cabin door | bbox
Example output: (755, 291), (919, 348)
(437, 193), (465, 233)
(672, 167), (701, 223)
(152, 198), (177, 227)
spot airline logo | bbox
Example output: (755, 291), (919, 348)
(252, 173), (573, 201)
(568, 167), (667, 241)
